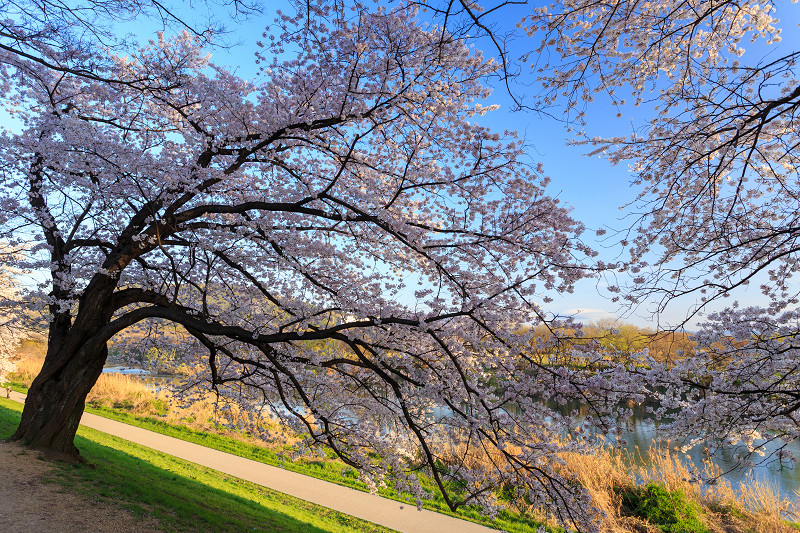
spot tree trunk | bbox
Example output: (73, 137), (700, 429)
(10, 335), (109, 462)
(10, 273), (121, 461)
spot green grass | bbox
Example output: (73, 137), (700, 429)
(0, 398), (396, 533)
(87, 403), (366, 488)
(6, 380), (798, 533)
(75, 398), (544, 531)
(4, 386), (546, 532)
(619, 484), (709, 533)
(81, 404), (547, 533)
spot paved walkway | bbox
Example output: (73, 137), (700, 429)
(7, 391), (496, 533)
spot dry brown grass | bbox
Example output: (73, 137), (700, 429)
(436, 431), (797, 533)
(560, 446), (647, 532)
(10, 348), (155, 411)
(561, 443), (799, 533)
(8, 341), (294, 448)
(86, 372), (156, 411)
(702, 473), (799, 533)
(157, 391), (297, 447)
(11, 347), (45, 385)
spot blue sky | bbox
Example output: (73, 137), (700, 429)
(180, 3), (648, 326)
(89, 2), (639, 325)
(19, 0), (799, 330)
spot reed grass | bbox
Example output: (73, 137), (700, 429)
(13, 352), (159, 414)
(559, 444), (798, 532)
(9, 347), (295, 450)
(10, 349), (44, 384)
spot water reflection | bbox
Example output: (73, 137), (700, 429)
(611, 410), (800, 499)
(103, 365), (149, 375)
(506, 400), (800, 499)
(102, 365), (173, 389)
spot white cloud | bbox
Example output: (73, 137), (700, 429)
(562, 308), (618, 322)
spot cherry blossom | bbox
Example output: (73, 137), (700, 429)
(425, 0), (800, 476)
(0, 1), (606, 528)
(0, 256), (21, 388)
(450, 0), (800, 460)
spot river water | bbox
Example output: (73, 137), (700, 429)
(441, 399), (800, 500)
(526, 400), (800, 500)
(612, 408), (800, 500)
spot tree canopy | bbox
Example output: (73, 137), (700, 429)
(518, 0), (800, 467)
(0, 0), (607, 527)
(2, 0), (799, 529)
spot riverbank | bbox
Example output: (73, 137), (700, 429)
(5, 352), (800, 532)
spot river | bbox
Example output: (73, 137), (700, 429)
(613, 407), (800, 500)
(523, 400), (800, 500)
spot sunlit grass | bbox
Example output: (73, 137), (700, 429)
(0, 398), (396, 533)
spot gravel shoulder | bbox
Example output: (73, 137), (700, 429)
(0, 440), (163, 533)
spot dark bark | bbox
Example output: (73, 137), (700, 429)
(10, 278), (118, 462)
(10, 339), (108, 462)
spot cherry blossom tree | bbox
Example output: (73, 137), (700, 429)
(525, 0), (798, 315)
(419, 0), (800, 464)
(0, 0), (612, 527)
(519, 0), (800, 459)
(0, 319), (18, 393)
(539, 0), (797, 441)
(0, 255), (22, 392)
(420, 0), (798, 316)
(643, 307), (800, 466)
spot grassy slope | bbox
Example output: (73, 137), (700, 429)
(7, 379), (797, 533)
(0, 398), (396, 533)
(79, 402), (545, 533)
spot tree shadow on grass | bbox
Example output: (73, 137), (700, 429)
(0, 400), (392, 533)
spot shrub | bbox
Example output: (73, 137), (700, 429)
(619, 484), (709, 533)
